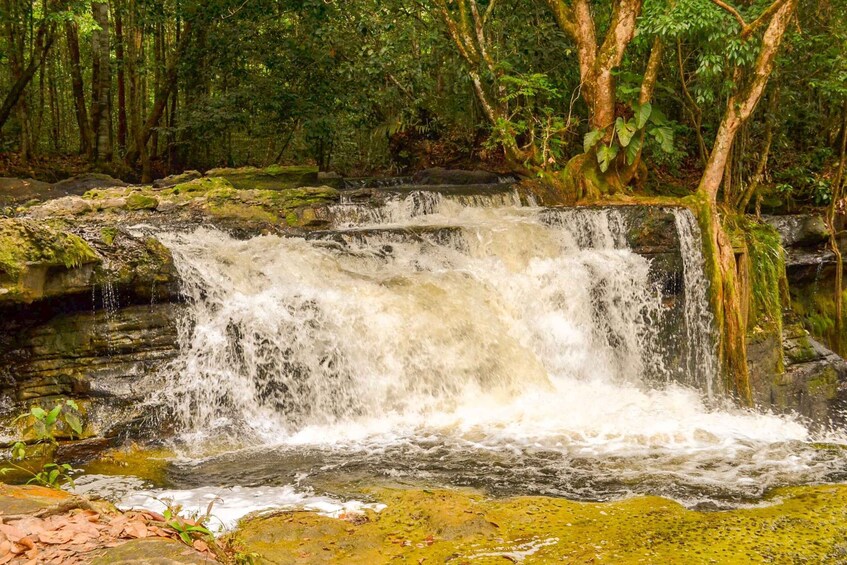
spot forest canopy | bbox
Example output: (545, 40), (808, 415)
(0, 0), (844, 208)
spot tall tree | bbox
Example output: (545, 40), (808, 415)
(90, 0), (112, 162)
(695, 0), (799, 401)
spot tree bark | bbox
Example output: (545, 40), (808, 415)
(698, 0), (797, 201)
(125, 24), (191, 167)
(114, 0), (128, 152)
(696, 0), (798, 402)
(827, 105), (847, 354)
(0, 22), (55, 133)
(64, 20), (92, 156)
(91, 1), (113, 162)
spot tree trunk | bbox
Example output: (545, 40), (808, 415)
(697, 0), (797, 402)
(827, 105), (847, 354)
(125, 24), (191, 167)
(114, 0), (128, 152)
(91, 1), (112, 163)
(0, 23), (54, 133)
(65, 20), (92, 156)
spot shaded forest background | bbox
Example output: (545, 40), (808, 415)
(0, 0), (844, 207)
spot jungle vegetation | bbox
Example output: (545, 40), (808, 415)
(1, 0), (845, 396)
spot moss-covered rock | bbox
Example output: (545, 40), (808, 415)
(0, 219), (100, 303)
(124, 193), (159, 211)
(233, 485), (847, 564)
(206, 165), (319, 191)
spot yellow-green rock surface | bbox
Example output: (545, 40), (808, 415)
(234, 486), (847, 564)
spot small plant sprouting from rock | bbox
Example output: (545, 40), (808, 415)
(1, 399), (83, 489)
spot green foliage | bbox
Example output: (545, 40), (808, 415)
(583, 101), (676, 173)
(159, 498), (216, 547)
(1, 400), (83, 489)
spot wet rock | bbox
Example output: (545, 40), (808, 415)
(90, 538), (210, 564)
(412, 167), (502, 186)
(0, 303), (181, 441)
(153, 170), (202, 189)
(0, 484), (73, 515)
(235, 486), (847, 564)
(52, 173), (127, 196)
(749, 322), (847, 427)
(26, 196), (95, 218)
(0, 218), (100, 304)
(764, 214), (829, 248)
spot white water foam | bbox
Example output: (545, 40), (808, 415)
(136, 197), (845, 503)
(73, 474), (383, 532)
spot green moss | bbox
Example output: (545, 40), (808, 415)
(100, 227), (118, 246)
(205, 165), (319, 191)
(125, 193), (159, 211)
(806, 367), (838, 397)
(233, 485), (847, 564)
(0, 219), (99, 278)
(732, 217), (787, 336)
(791, 283), (847, 353)
(169, 176), (235, 195)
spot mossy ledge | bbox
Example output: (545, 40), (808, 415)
(0, 218), (99, 303)
(76, 176), (340, 229)
(232, 485), (847, 564)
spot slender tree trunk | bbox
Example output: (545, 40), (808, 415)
(125, 24), (191, 167)
(91, 0), (112, 163)
(65, 20), (92, 156)
(0, 23), (54, 133)
(827, 105), (847, 354)
(737, 90), (778, 212)
(114, 0), (127, 152)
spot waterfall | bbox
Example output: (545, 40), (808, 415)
(673, 209), (720, 398)
(156, 196), (676, 437)
(136, 190), (847, 505)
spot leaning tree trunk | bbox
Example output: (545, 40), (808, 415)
(0, 24), (54, 133)
(697, 0), (797, 402)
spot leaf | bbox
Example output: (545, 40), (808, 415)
(625, 135), (644, 165)
(596, 143), (620, 173)
(64, 413), (83, 436)
(30, 407), (47, 421)
(615, 117), (638, 147)
(649, 107), (668, 125)
(634, 102), (652, 129)
(46, 405), (62, 427)
(650, 126), (675, 153)
(583, 129), (604, 153)
(179, 532), (191, 545)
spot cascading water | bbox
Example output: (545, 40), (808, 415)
(673, 209), (719, 397)
(101, 188), (846, 519)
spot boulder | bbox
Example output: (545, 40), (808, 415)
(764, 214), (829, 248)
(0, 177), (54, 206)
(205, 165), (319, 190)
(749, 322), (847, 427)
(52, 173), (127, 196)
(152, 170), (202, 189)
(412, 167), (503, 186)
